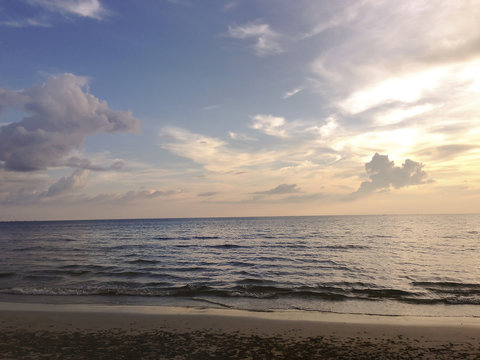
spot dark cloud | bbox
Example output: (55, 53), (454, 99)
(0, 74), (140, 171)
(353, 153), (430, 196)
(253, 183), (301, 195)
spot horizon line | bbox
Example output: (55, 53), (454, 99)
(1, 212), (479, 223)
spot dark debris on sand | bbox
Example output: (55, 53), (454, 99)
(0, 329), (479, 359)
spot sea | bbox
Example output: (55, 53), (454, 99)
(0, 215), (479, 317)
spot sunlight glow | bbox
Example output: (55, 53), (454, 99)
(375, 104), (436, 126)
(340, 67), (449, 114)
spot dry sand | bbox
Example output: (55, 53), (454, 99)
(0, 303), (479, 359)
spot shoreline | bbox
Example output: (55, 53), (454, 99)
(1, 301), (480, 327)
(1, 302), (479, 359)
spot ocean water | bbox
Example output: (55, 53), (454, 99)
(0, 215), (479, 317)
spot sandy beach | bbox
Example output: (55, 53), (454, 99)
(0, 303), (479, 359)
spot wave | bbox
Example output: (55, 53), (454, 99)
(171, 243), (247, 249)
(365, 235), (395, 239)
(320, 244), (370, 250)
(108, 270), (154, 278)
(105, 244), (141, 250)
(282, 244), (309, 248)
(191, 297), (233, 308)
(206, 244), (246, 249)
(60, 264), (117, 271)
(0, 272), (15, 278)
(412, 281), (480, 296)
(23, 274), (63, 281)
(351, 288), (419, 299)
(412, 281), (480, 289)
(13, 246), (50, 252)
(226, 261), (257, 267)
(152, 235), (221, 241)
(165, 266), (210, 273)
(236, 278), (273, 285)
(3, 215), (480, 311)
(2, 282), (480, 305)
(125, 259), (160, 265)
(50, 237), (77, 242)
(30, 269), (92, 277)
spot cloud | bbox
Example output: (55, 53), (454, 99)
(338, 65), (454, 114)
(283, 87), (303, 99)
(166, 0), (192, 6)
(0, 170), (50, 205)
(0, 74), (140, 171)
(374, 104), (436, 126)
(0, 89), (25, 113)
(159, 125), (342, 197)
(228, 21), (283, 56)
(250, 114), (288, 137)
(201, 105), (220, 111)
(302, 1), (480, 162)
(160, 126), (227, 166)
(255, 192), (329, 204)
(160, 126), (278, 173)
(64, 156), (127, 171)
(223, 2), (238, 12)
(228, 131), (256, 141)
(310, 1), (480, 110)
(27, 0), (108, 20)
(144, 189), (178, 199)
(417, 144), (478, 161)
(353, 153), (430, 196)
(0, 0), (108, 27)
(0, 18), (51, 28)
(300, 1), (362, 40)
(313, 116), (338, 138)
(43, 169), (89, 197)
(253, 184), (301, 195)
(84, 189), (179, 204)
(198, 191), (218, 197)
(250, 114), (339, 140)
(0, 164), (179, 205)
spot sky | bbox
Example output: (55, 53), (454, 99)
(0, 0), (479, 220)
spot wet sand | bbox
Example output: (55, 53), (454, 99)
(0, 303), (479, 359)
